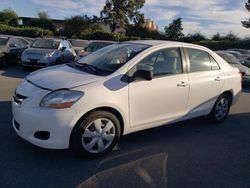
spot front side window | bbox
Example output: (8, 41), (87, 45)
(187, 48), (220, 72)
(136, 48), (183, 77)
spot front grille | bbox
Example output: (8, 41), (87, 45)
(13, 93), (28, 105)
(30, 59), (38, 63)
(23, 61), (47, 67)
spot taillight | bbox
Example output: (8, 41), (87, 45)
(239, 72), (243, 82)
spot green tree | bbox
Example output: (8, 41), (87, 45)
(27, 11), (55, 32)
(211, 32), (223, 41)
(0, 8), (19, 26)
(126, 25), (163, 39)
(63, 15), (91, 37)
(183, 32), (207, 42)
(164, 18), (184, 41)
(38, 11), (50, 19)
(242, 0), (250, 28)
(223, 31), (239, 41)
(101, 0), (145, 32)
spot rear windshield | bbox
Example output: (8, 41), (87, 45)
(85, 42), (114, 52)
(71, 40), (89, 47)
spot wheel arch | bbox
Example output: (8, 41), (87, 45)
(221, 90), (233, 105)
(69, 106), (124, 148)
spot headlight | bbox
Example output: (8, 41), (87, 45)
(45, 52), (54, 58)
(40, 90), (84, 109)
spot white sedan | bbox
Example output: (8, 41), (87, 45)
(12, 40), (241, 158)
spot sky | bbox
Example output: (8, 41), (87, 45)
(0, 0), (249, 38)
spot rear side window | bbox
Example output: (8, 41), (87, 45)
(210, 55), (220, 70)
(187, 48), (220, 72)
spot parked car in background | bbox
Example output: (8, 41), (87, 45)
(228, 49), (250, 58)
(226, 50), (246, 64)
(69, 39), (90, 55)
(78, 40), (117, 58)
(0, 35), (31, 67)
(23, 37), (35, 46)
(13, 40), (241, 158)
(21, 38), (76, 68)
(216, 51), (250, 85)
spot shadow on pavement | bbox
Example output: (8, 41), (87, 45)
(0, 64), (30, 79)
(1, 97), (250, 188)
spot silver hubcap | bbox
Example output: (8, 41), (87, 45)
(215, 97), (229, 120)
(81, 118), (116, 153)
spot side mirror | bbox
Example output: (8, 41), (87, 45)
(61, 46), (66, 51)
(133, 65), (153, 81)
(9, 43), (17, 48)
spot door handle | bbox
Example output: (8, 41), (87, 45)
(177, 81), (188, 87)
(215, 76), (221, 81)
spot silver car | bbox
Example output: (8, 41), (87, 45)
(216, 51), (250, 85)
(21, 38), (76, 68)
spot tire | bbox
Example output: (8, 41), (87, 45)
(71, 111), (121, 158)
(0, 55), (7, 67)
(209, 94), (231, 123)
(55, 58), (62, 65)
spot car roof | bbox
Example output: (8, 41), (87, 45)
(36, 38), (62, 42)
(123, 40), (202, 48)
(216, 51), (233, 55)
(90, 40), (117, 44)
(226, 50), (241, 54)
(0, 34), (25, 39)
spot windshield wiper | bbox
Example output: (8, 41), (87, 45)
(73, 62), (111, 75)
(74, 63), (99, 74)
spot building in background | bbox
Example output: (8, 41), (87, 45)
(143, 18), (158, 31)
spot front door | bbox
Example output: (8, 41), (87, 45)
(129, 48), (189, 128)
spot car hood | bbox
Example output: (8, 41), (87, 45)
(26, 64), (102, 90)
(24, 48), (56, 55)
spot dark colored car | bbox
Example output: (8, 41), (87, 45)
(0, 35), (31, 67)
(21, 38), (76, 68)
(78, 40), (117, 58)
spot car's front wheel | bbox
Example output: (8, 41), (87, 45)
(209, 94), (231, 123)
(71, 111), (121, 158)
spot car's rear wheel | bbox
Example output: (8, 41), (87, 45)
(209, 94), (231, 123)
(71, 111), (121, 158)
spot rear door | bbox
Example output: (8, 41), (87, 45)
(185, 48), (225, 116)
(129, 47), (189, 128)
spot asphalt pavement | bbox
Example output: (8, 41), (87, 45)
(0, 65), (250, 188)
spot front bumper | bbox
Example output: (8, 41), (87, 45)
(12, 95), (79, 149)
(22, 61), (48, 68)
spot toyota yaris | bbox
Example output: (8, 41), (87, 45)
(12, 40), (241, 158)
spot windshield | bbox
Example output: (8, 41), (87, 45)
(0, 37), (9, 46)
(218, 53), (240, 64)
(76, 43), (149, 75)
(85, 42), (113, 52)
(31, 38), (60, 49)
